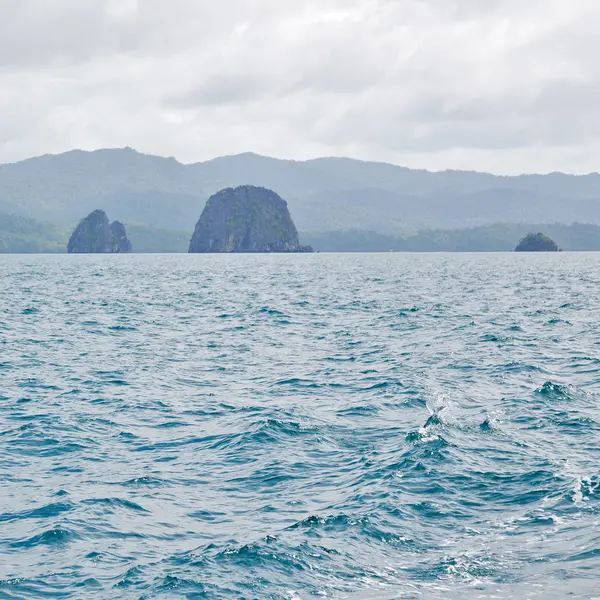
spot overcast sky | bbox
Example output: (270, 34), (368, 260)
(1, 0), (599, 174)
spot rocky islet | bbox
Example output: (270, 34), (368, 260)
(515, 232), (559, 252)
(189, 185), (312, 253)
(67, 210), (132, 253)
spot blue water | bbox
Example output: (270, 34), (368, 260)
(1, 253), (600, 599)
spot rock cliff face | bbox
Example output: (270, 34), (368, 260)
(110, 221), (133, 253)
(515, 232), (559, 252)
(68, 210), (132, 253)
(189, 186), (312, 253)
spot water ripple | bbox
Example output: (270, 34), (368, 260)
(1, 253), (600, 599)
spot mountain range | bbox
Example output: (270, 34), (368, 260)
(2, 147), (600, 251)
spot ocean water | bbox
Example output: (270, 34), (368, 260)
(1, 252), (600, 600)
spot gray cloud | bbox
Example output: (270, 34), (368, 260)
(1, 0), (600, 173)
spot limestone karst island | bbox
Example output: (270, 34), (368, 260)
(65, 186), (312, 254)
(515, 232), (560, 252)
(189, 185), (312, 253)
(67, 210), (132, 253)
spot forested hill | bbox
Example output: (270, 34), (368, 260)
(3, 148), (600, 234)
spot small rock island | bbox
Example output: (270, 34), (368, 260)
(515, 232), (559, 252)
(67, 210), (132, 253)
(189, 185), (312, 253)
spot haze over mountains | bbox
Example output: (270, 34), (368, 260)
(2, 147), (600, 252)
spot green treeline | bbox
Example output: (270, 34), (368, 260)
(301, 223), (600, 252)
(3, 211), (600, 253)
(0, 213), (191, 254)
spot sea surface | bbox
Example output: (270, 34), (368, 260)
(1, 253), (600, 599)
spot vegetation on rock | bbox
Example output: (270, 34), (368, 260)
(515, 232), (559, 252)
(67, 210), (132, 253)
(189, 185), (312, 253)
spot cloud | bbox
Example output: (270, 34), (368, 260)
(0, 0), (600, 173)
